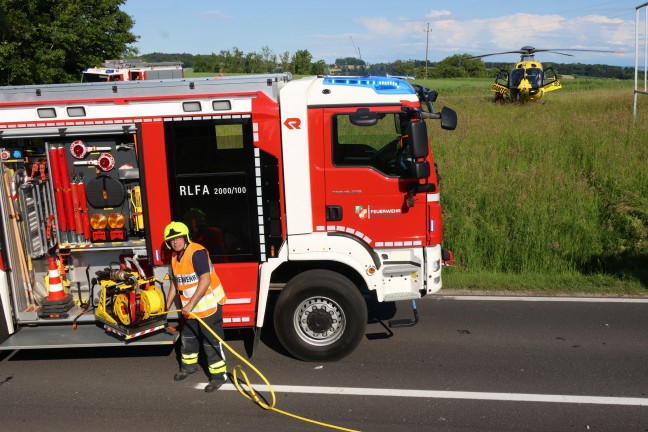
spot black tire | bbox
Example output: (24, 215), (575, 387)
(273, 269), (367, 362)
(0, 294), (10, 344)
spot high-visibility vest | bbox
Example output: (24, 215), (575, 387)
(171, 242), (226, 318)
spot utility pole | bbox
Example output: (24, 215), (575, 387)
(424, 22), (432, 80)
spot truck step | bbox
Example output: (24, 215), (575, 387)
(388, 299), (419, 328)
(0, 323), (178, 351)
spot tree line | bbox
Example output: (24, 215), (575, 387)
(0, 0), (633, 86)
(136, 51), (637, 81)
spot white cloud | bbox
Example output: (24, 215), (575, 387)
(355, 16), (410, 38)
(426, 10), (452, 19)
(349, 10), (634, 65)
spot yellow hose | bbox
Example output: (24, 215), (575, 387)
(159, 309), (360, 432)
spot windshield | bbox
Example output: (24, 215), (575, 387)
(509, 69), (524, 87)
(82, 73), (109, 82)
(332, 112), (417, 177)
(526, 68), (543, 87)
(82, 73), (122, 82)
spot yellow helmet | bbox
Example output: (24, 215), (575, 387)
(163, 221), (190, 248)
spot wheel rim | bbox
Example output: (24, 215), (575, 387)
(293, 296), (346, 347)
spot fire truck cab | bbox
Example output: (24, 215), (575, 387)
(0, 73), (456, 361)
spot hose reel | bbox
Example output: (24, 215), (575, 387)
(94, 268), (167, 338)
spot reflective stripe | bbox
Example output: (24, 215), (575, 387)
(212, 283), (226, 304)
(427, 193), (440, 202)
(209, 360), (227, 375)
(191, 293), (218, 315)
(173, 271), (199, 287)
(181, 353), (199, 365)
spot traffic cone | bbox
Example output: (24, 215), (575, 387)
(46, 256), (66, 301)
(39, 256), (74, 319)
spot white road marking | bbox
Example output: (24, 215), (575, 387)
(195, 383), (648, 406)
(436, 296), (648, 303)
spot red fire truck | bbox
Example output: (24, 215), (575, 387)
(82, 59), (184, 82)
(0, 73), (456, 361)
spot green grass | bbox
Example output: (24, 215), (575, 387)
(442, 269), (646, 295)
(183, 72), (647, 294)
(421, 78), (647, 294)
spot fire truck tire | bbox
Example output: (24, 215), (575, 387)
(0, 296), (9, 344)
(273, 269), (367, 362)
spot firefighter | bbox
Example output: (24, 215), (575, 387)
(164, 221), (228, 392)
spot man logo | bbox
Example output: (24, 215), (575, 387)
(283, 118), (301, 129)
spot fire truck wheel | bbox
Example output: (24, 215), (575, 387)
(0, 296), (9, 344)
(274, 270), (367, 362)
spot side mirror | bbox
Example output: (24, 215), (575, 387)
(427, 90), (438, 103)
(440, 107), (457, 131)
(406, 121), (429, 159)
(411, 161), (430, 179)
(349, 108), (377, 126)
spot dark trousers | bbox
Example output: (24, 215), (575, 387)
(179, 307), (227, 381)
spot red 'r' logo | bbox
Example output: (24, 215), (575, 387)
(284, 118), (301, 129)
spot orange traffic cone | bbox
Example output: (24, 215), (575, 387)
(46, 256), (66, 301)
(39, 255), (74, 319)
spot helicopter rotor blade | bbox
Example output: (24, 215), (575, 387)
(539, 48), (618, 54)
(542, 51), (575, 57)
(470, 47), (620, 60)
(467, 50), (528, 60)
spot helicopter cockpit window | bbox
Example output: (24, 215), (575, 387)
(526, 68), (543, 87)
(332, 112), (413, 177)
(509, 69), (524, 87)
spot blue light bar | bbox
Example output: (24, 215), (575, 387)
(322, 77), (415, 95)
(105, 69), (115, 73)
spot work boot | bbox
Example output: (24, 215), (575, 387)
(173, 370), (195, 381)
(204, 378), (226, 393)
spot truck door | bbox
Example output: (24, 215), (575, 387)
(163, 117), (282, 327)
(322, 108), (429, 248)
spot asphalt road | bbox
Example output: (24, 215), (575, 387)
(0, 295), (647, 432)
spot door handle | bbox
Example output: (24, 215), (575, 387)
(326, 205), (343, 221)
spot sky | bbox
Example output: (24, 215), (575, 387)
(122, 1), (647, 67)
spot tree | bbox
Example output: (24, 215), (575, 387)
(0, 0), (137, 85)
(391, 60), (417, 77)
(291, 50), (312, 75)
(260, 46), (277, 73)
(425, 54), (489, 79)
(279, 51), (291, 72)
(311, 59), (327, 75)
(140, 52), (193, 68)
(245, 51), (264, 74)
(193, 53), (219, 73)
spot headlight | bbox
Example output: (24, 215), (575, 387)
(432, 259), (440, 272)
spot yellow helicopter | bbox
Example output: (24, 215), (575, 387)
(472, 46), (615, 103)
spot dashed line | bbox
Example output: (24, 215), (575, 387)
(195, 384), (648, 406)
